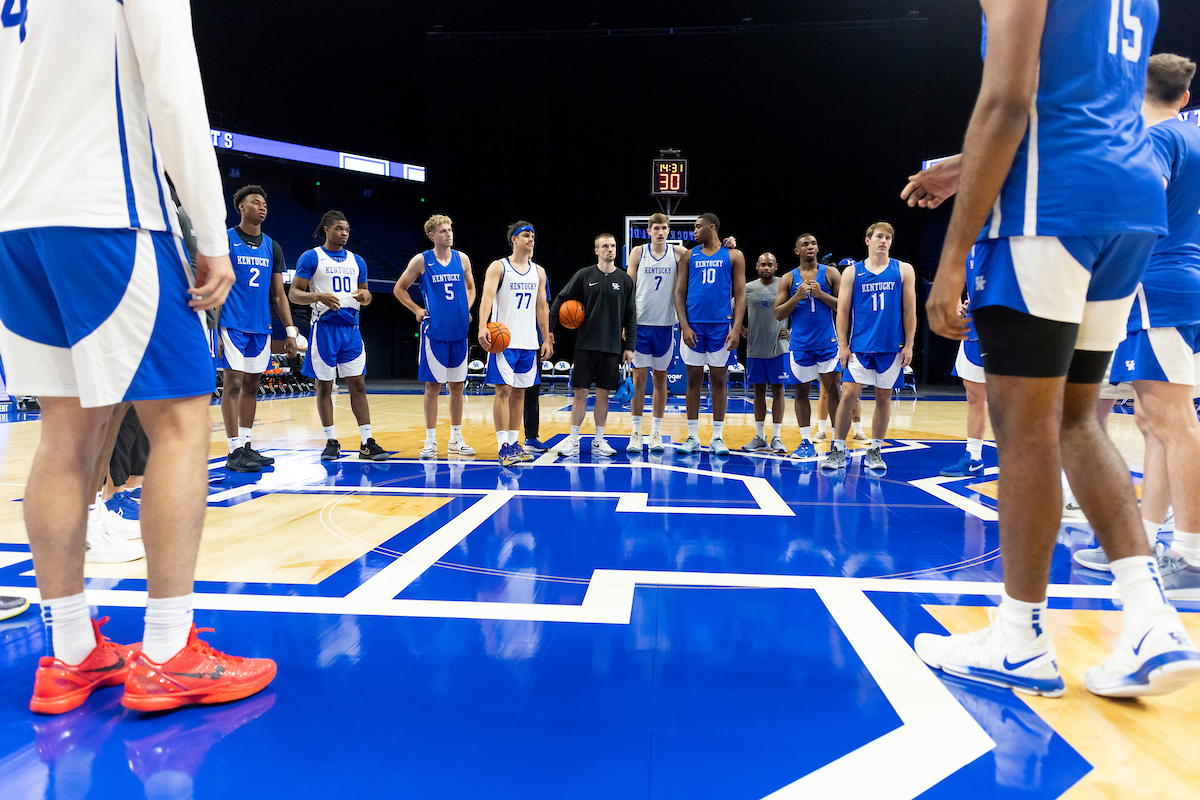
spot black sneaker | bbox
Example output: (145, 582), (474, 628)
(225, 446), (262, 473)
(321, 439), (341, 461)
(242, 444), (275, 466)
(359, 438), (388, 461)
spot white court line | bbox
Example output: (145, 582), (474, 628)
(909, 471), (999, 522)
(0, 551), (31, 570)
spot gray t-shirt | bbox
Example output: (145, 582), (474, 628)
(745, 278), (787, 359)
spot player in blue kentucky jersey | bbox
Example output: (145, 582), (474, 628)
(674, 213), (746, 456)
(289, 212), (387, 462)
(911, 0), (1199, 699)
(775, 234), (842, 459)
(217, 186), (298, 474)
(941, 246), (990, 478)
(395, 214), (477, 459)
(821, 223), (915, 473)
(1076, 54), (1200, 594)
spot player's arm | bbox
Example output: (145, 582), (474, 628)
(626, 246), (641, 284)
(674, 250), (695, 347)
(836, 266), (855, 369)
(393, 254), (428, 322)
(901, 155), (962, 209)
(536, 266), (553, 360)
(461, 254), (477, 312)
(774, 272), (802, 321)
(351, 256), (372, 306)
(268, 241), (297, 356)
(726, 251), (746, 350)
(622, 273), (637, 363)
(476, 260), (504, 349)
(928, 0), (1046, 340)
(288, 252), (339, 309)
(900, 262), (917, 368)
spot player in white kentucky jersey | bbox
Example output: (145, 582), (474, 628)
(289, 211), (387, 462)
(477, 221), (552, 468)
(0, 0), (276, 715)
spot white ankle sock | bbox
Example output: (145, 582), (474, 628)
(833, 439), (846, 452)
(507, 429), (518, 446)
(872, 438), (884, 449)
(142, 594), (194, 664)
(713, 421), (724, 440)
(818, 419), (828, 434)
(853, 422), (864, 435)
(228, 437), (240, 453)
(496, 431), (507, 447)
(322, 426), (335, 440)
(595, 426), (605, 441)
(238, 426), (252, 445)
(652, 416), (663, 434)
(1142, 518), (1161, 548)
(1172, 530), (1200, 567)
(450, 425), (462, 441)
(358, 424), (372, 442)
(755, 420), (765, 438)
(44, 593), (96, 666)
(967, 438), (983, 460)
(632, 417), (642, 436)
(1110, 555), (1171, 632)
(687, 420), (699, 439)
(800, 426), (811, 442)
(999, 591), (1047, 648)
(772, 423), (782, 440)
(570, 425), (581, 442)
(425, 428), (436, 443)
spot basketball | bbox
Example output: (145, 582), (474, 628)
(486, 321), (510, 353)
(559, 299), (585, 330)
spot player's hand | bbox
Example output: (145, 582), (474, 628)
(622, 349), (634, 365)
(190, 253), (235, 310)
(927, 263), (970, 341)
(285, 336), (298, 358)
(957, 300), (969, 319)
(352, 288), (371, 305)
(541, 341), (554, 361)
(413, 307), (427, 324)
(838, 345), (851, 370)
(724, 328), (740, 351)
(479, 329), (493, 350)
(778, 328), (790, 340)
(900, 345), (913, 369)
(721, 236), (738, 249)
(798, 282), (812, 298)
(901, 155), (961, 209)
(318, 293), (341, 310)
(681, 325), (697, 348)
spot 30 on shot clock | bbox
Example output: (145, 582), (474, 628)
(652, 159), (688, 196)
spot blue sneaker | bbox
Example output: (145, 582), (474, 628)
(524, 438), (549, 454)
(940, 452), (984, 477)
(105, 491), (140, 521)
(499, 443), (521, 468)
(790, 440), (817, 459)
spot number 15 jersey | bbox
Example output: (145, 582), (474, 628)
(492, 258), (541, 350)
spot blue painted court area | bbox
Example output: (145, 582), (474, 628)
(0, 439), (1187, 798)
(557, 395), (760, 414)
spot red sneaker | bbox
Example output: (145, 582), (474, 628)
(121, 625), (276, 712)
(30, 617), (139, 715)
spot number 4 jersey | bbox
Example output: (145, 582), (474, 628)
(295, 246), (367, 326)
(220, 227), (284, 334)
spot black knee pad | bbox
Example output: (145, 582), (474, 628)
(973, 306), (1078, 378)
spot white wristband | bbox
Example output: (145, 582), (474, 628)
(286, 326), (299, 338)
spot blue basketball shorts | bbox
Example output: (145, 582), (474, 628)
(747, 354), (790, 385)
(217, 328), (271, 374)
(302, 320), (365, 381)
(1110, 325), (1200, 390)
(681, 322), (731, 367)
(789, 345), (840, 383)
(419, 321), (468, 384)
(486, 348), (540, 388)
(633, 324), (674, 371)
(972, 234), (1158, 352)
(844, 352), (904, 390)
(952, 340), (985, 384)
(0, 227), (213, 407)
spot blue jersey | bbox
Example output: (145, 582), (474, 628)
(420, 249), (469, 342)
(221, 228), (275, 334)
(850, 259), (904, 354)
(1129, 118), (1200, 330)
(686, 245), (733, 324)
(979, 0), (1165, 240)
(788, 264), (837, 351)
(965, 246), (978, 343)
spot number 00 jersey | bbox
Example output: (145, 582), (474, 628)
(634, 244), (678, 327)
(850, 259), (904, 354)
(492, 259), (541, 350)
(295, 247), (367, 326)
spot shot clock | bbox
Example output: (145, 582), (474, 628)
(652, 158), (688, 196)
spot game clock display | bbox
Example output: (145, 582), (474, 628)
(652, 159), (688, 196)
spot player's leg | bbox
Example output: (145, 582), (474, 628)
(709, 365), (729, 455)
(315, 379), (341, 460)
(567, 384), (588, 454)
(682, 365), (704, 452)
(820, 370), (842, 440)
(768, 383), (786, 453)
(824, 376), (860, 471)
(1133, 379), (1200, 568)
(794, 380), (812, 431)
(447, 380), (472, 455)
(420, 381), (441, 458)
(237, 369), (262, 450)
(630, 365), (648, 446)
(219, 367), (241, 445)
(493, 383), (512, 453)
(86, 403), (142, 549)
(591, 352), (619, 457)
(507, 386), (526, 460)
(744, 382), (768, 451)
(648, 369), (668, 452)
(852, 398), (867, 441)
(943, 378), (989, 477)
(870, 386), (892, 439)
(523, 380), (546, 452)
(814, 381), (829, 440)
(344, 375), (383, 460)
(593, 387), (615, 457)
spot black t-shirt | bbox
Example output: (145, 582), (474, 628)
(550, 264), (637, 355)
(233, 226), (286, 274)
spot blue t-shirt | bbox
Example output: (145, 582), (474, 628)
(221, 228), (277, 334)
(295, 247), (368, 326)
(850, 259), (904, 354)
(686, 245), (733, 324)
(788, 264), (837, 352)
(420, 249), (469, 342)
(978, 0), (1165, 240)
(1129, 118), (1200, 330)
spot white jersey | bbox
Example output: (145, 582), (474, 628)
(491, 258), (540, 350)
(634, 244), (678, 326)
(309, 248), (363, 323)
(0, 0), (227, 256)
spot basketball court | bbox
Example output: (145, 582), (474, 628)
(0, 389), (1196, 799)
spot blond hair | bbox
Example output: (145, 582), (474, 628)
(648, 213), (669, 227)
(1147, 53), (1196, 105)
(424, 214), (453, 236)
(865, 221), (895, 239)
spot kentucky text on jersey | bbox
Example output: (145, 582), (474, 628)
(237, 255), (271, 269)
(858, 280), (896, 293)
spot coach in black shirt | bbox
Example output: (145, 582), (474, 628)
(550, 233), (637, 457)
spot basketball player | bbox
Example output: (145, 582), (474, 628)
(289, 212), (387, 461)
(675, 214), (746, 455)
(909, 0), (1199, 697)
(0, 0), (276, 714)
(394, 214), (476, 459)
(740, 252), (789, 454)
(550, 234), (636, 457)
(941, 248), (989, 477)
(776, 235), (842, 459)
(218, 185), (298, 473)
(1073, 54), (1200, 595)
(477, 222), (553, 468)
(821, 223), (915, 472)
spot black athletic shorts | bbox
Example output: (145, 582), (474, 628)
(572, 349), (621, 391)
(110, 407), (150, 485)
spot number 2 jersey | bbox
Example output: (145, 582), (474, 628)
(850, 259), (904, 354)
(219, 227), (284, 334)
(295, 247), (368, 326)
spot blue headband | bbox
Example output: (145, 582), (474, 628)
(511, 224), (534, 238)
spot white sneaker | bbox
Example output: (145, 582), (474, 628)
(85, 524), (145, 563)
(626, 435), (643, 454)
(853, 429), (870, 442)
(592, 438), (617, 457)
(676, 435), (700, 454)
(91, 506), (140, 541)
(1084, 609), (1200, 697)
(1061, 492), (1087, 522)
(419, 441), (438, 459)
(769, 436), (787, 454)
(648, 431), (665, 453)
(447, 439), (475, 456)
(557, 438), (580, 457)
(914, 611), (1065, 697)
(710, 437), (730, 456)
(813, 429), (827, 442)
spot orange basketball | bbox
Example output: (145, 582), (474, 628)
(559, 299), (585, 330)
(486, 322), (511, 353)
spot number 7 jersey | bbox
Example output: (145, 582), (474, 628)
(492, 258), (541, 350)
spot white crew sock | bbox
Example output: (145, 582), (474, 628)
(800, 426), (811, 442)
(570, 425), (581, 443)
(999, 590), (1048, 648)
(44, 593), (97, 666)
(967, 438), (983, 460)
(228, 437), (241, 453)
(833, 439), (846, 452)
(1110, 555), (1172, 632)
(238, 426), (252, 445)
(1142, 518), (1161, 548)
(712, 421), (724, 440)
(322, 426), (335, 440)
(818, 419), (828, 435)
(507, 429), (518, 447)
(853, 421), (864, 435)
(652, 416), (663, 434)
(772, 423), (782, 440)
(358, 424), (372, 442)
(632, 417), (642, 437)
(141, 594), (194, 664)
(687, 420), (699, 439)
(425, 428), (436, 443)
(496, 430), (507, 447)
(450, 425), (463, 441)
(873, 438), (884, 450)
(1173, 530), (1200, 567)
(93, 491), (104, 511)
(755, 420), (765, 438)
(595, 426), (605, 441)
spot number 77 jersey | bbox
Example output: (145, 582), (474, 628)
(492, 258), (541, 350)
